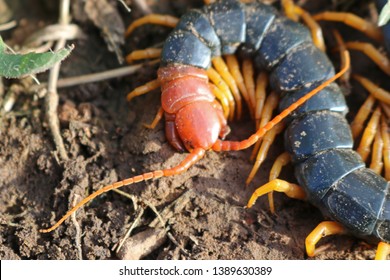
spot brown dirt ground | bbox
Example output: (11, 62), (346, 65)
(0, 0), (387, 260)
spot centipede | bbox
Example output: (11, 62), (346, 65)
(39, 0), (390, 260)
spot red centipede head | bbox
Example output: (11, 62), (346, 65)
(158, 64), (230, 151)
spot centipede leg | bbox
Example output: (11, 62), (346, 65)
(254, 72), (268, 130)
(332, 30), (351, 84)
(126, 79), (161, 102)
(212, 57), (242, 119)
(350, 95), (376, 139)
(209, 83), (230, 119)
(375, 242), (390, 260)
(246, 122), (285, 185)
(143, 106), (164, 129)
(281, 0), (299, 22)
(246, 179), (306, 209)
(250, 91), (279, 161)
(357, 106), (381, 162)
(281, 0), (325, 51)
(125, 14), (179, 37)
(380, 116), (390, 180)
(313, 12), (383, 42)
(242, 58), (256, 116)
(126, 48), (162, 64)
(346, 42), (390, 76)
(266, 152), (291, 214)
(207, 67), (236, 121)
(225, 54), (252, 116)
(305, 221), (346, 257)
(354, 75), (390, 105)
(370, 128), (384, 175)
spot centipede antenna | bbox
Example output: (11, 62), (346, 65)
(40, 148), (205, 233)
(212, 50), (351, 152)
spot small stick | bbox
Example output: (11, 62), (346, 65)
(45, 0), (71, 161)
(71, 194), (83, 260)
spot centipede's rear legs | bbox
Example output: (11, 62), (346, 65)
(306, 222), (390, 260)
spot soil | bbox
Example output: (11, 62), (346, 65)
(0, 0), (387, 260)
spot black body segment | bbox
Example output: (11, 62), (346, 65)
(203, 0), (246, 54)
(279, 82), (348, 120)
(285, 111), (353, 162)
(175, 9), (222, 57)
(294, 149), (365, 206)
(161, 30), (212, 68)
(240, 2), (276, 55)
(375, 191), (390, 242)
(160, 0), (390, 245)
(254, 17), (312, 70)
(324, 168), (389, 241)
(270, 43), (335, 92)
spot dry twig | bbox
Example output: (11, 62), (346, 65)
(45, 0), (72, 161)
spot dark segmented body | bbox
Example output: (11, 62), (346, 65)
(160, 0), (390, 244)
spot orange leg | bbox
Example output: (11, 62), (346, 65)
(246, 179), (306, 209)
(225, 54), (253, 117)
(375, 242), (390, 260)
(250, 91), (279, 161)
(212, 57), (242, 120)
(332, 30), (351, 84)
(305, 221), (346, 257)
(370, 128), (384, 175)
(209, 83), (230, 120)
(125, 48), (162, 64)
(381, 116), (390, 180)
(357, 106), (381, 162)
(346, 42), (390, 76)
(143, 106), (164, 129)
(125, 14), (179, 37)
(354, 75), (390, 105)
(313, 12), (383, 42)
(350, 95), (376, 139)
(267, 152), (291, 214)
(126, 79), (161, 102)
(207, 67), (235, 121)
(254, 72), (268, 129)
(281, 0), (299, 22)
(381, 103), (390, 119)
(246, 122), (285, 185)
(242, 58), (256, 116)
(281, 0), (325, 51)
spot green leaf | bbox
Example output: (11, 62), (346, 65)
(379, 0), (390, 26)
(0, 36), (73, 78)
